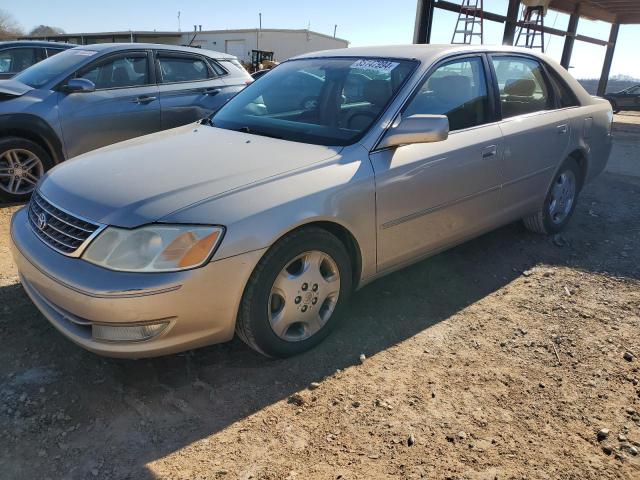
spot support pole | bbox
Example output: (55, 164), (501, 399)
(560, 3), (580, 69)
(502, 0), (520, 45)
(597, 23), (620, 97)
(414, 0), (435, 44)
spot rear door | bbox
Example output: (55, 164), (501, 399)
(58, 50), (161, 158)
(489, 54), (571, 219)
(155, 51), (229, 129)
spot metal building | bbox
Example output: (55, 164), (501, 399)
(20, 28), (349, 65)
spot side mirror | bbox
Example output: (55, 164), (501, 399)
(61, 78), (96, 93)
(379, 114), (449, 149)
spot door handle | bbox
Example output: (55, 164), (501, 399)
(133, 95), (157, 104)
(557, 124), (568, 134)
(482, 145), (497, 159)
(201, 88), (221, 96)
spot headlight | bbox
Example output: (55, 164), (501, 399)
(83, 224), (224, 272)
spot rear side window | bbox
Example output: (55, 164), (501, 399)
(547, 67), (580, 108)
(492, 56), (552, 118)
(78, 54), (150, 89)
(0, 47), (38, 74)
(158, 55), (210, 83)
(208, 60), (227, 76)
(46, 48), (66, 58)
(404, 56), (490, 131)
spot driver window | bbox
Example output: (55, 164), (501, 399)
(404, 56), (490, 131)
(78, 55), (149, 89)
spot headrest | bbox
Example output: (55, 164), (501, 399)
(112, 66), (129, 84)
(504, 78), (536, 96)
(363, 80), (392, 106)
(429, 75), (471, 101)
(132, 59), (147, 75)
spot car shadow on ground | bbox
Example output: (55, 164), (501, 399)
(0, 173), (638, 479)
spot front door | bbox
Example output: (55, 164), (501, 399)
(489, 55), (571, 219)
(371, 55), (504, 271)
(58, 51), (161, 158)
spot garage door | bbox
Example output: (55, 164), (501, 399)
(225, 40), (247, 61)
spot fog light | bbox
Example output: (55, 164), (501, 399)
(92, 322), (169, 342)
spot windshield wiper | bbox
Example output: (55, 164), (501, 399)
(233, 126), (283, 140)
(200, 117), (215, 127)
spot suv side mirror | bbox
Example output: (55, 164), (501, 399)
(378, 114), (449, 149)
(62, 78), (96, 93)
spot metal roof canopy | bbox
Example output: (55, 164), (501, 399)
(414, 0), (640, 96)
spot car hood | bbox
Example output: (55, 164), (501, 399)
(0, 79), (33, 97)
(39, 123), (341, 228)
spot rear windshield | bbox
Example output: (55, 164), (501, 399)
(212, 57), (417, 146)
(15, 48), (98, 88)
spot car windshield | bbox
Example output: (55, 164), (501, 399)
(14, 48), (98, 88)
(212, 57), (417, 146)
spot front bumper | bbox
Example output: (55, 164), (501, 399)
(10, 207), (265, 358)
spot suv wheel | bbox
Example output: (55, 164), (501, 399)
(0, 137), (52, 202)
(236, 227), (352, 358)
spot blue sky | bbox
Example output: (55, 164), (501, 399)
(5, 0), (639, 79)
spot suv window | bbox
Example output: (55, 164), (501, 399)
(492, 56), (552, 118)
(158, 55), (210, 83)
(46, 48), (66, 58)
(0, 47), (39, 74)
(78, 54), (150, 89)
(404, 56), (490, 131)
(208, 60), (227, 77)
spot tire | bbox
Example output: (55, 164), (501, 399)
(236, 227), (353, 358)
(523, 158), (582, 235)
(608, 99), (620, 114)
(0, 137), (52, 203)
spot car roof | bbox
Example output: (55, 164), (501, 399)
(0, 40), (76, 48)
(293, 43), (594, 106)
(73, 43), (236, 59)
(294, 44), (551, 62)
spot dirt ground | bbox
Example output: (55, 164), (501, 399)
(1, 129), (639, 480)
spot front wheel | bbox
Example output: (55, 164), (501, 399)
(236, 227), (352, 358)
(0, 137), (52, 203)
(523, 158), (581, 235)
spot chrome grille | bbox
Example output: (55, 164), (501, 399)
(28, 191), (102, 256)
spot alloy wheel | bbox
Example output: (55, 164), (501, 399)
(268, 250), (341, 342)
(548, 170), (576, 224)
(0, 148), (44, 196)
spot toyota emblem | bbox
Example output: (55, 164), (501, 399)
(36, 212), (47, 230)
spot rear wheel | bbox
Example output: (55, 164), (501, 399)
(523, 158), (581, 235)
(608, 99), (620, 114)
(0, 137), (52, 203)
(236, 227), (352, 358)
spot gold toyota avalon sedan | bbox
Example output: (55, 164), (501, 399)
(10, 45), (613, 358)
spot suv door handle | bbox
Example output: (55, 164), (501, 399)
(133, 95), (157, 104)
(482, 145), (497, 159)
(557, 124), (568, 134)
(201, 88), (221, 96)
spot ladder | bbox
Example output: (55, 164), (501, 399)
(515, 5), (545, 52)
(451, 0), (484, 45)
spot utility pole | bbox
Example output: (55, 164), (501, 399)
(334, 24), (337, 38)
(257, 13), (262, 52)
(177, 11), (181, 32)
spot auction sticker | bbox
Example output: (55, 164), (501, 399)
(351, 59), (399, 75)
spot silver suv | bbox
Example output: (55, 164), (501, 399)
(0, 43), (251, 202)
